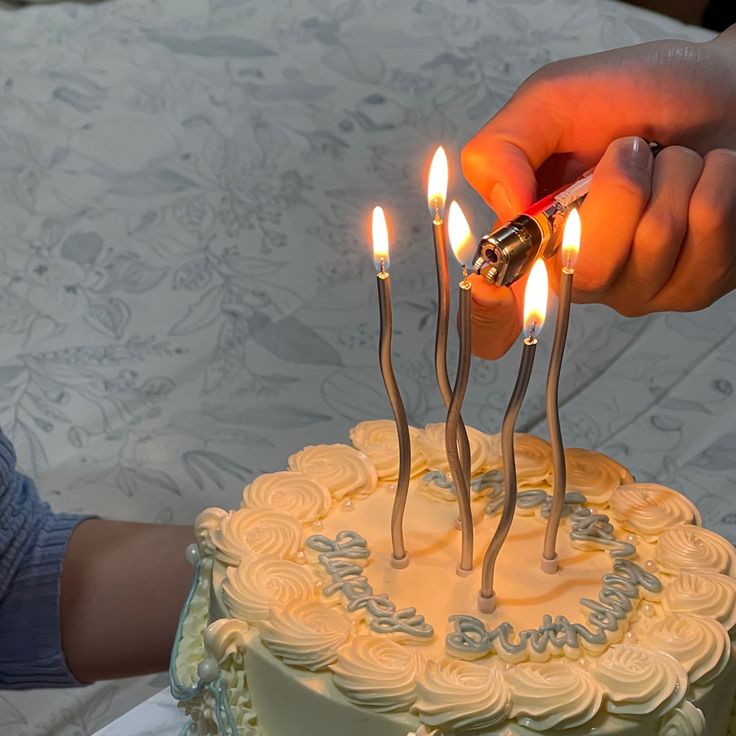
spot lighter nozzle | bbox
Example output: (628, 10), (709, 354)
(473, 255), (498, 283)
(473, 215), (542, 287)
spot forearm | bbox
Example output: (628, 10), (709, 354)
(60, 519), (194, 683)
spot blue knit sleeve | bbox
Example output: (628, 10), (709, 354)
(0, 430), (92, 689)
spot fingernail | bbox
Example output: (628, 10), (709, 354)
(490, 183), (515, 221)
(622, 136), (653, 171)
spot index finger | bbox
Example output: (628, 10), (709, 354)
(461, 76), (571, 220)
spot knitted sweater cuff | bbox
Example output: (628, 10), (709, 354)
(0, 512), (93, 689)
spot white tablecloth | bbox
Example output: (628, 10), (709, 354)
(92, 689), (182, 736)
(0, 0), (720, 733)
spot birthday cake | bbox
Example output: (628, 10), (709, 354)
(170, 421), (736, 736)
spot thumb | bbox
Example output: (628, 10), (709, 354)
(461, 81), (570, 221)
(469, 274), (523, 360)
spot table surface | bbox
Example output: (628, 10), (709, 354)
(93, 689), (182, 736)
(0, 0), (723, 734)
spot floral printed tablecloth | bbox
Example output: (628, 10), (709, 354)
(0, 0), (721, 733)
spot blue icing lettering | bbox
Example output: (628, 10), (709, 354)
(447, 615), (494, 657)
(611, 558), (662, 593)
(306, 530), (370, 559)
(570, 507), (636, 559)
(516, 490), (587, 519)
(325, 573), (373, 599)
(446, 505), (661, 659)
(516, 490), (548, 510)
(423, 470), (453, 490)
(348, 593), (395, 617)
(488, 489), (585, 518)
(307, 531), (434, 640)
(581, 599), (625, 630)
(472, 469), (504, 492)
(485, 496), (506, 515)
(371, 607), (434, 638)
(423, 469), (503, 497)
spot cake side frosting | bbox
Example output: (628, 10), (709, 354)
(172, 421), (736, 736)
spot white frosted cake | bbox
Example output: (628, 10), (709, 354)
(171, 420), (736, 736)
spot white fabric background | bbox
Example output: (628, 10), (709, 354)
(0, 0), (723, 733)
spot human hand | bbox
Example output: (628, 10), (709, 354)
(462, 26), (736, 359)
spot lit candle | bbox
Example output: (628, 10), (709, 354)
(428, 146), (452, 405)
(427, 147), (472, 522)
(479, 258), (548, 612)
(372, 206), (412, 569)
(542, 208), (581, 574)
(445, 201), (477, 575)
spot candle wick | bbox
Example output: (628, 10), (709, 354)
(433, 204), (442, 224)
(563, 249), (575, 272)
(379, 258), (386, 274)
(462, 265), (469, 279)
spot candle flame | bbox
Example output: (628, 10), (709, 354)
(562, 207), (581, 269)
(427, 146), (448, 216)
(523, 259), (548, 338)
(447, 200), (476, 268)
(372, 205), (390, 271)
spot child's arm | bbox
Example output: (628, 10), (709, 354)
(60, 519), (194, 683)
(0, 425), (194, 688)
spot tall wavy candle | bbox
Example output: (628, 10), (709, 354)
(542, 207), (581, 574)
(479, 259), (548, 612)
(444, 201), (477, 574)
(427, 148), (473, 510)
(372, 206), (412, 569)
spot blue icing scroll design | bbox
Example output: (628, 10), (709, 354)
(516, 490), (587, 519)
(446, 559), (662, 659)
(212, 676), (238, 736)
(170, 557), (208, 702)
(306, 531), (434, 640)
(423, 469), (503, 496)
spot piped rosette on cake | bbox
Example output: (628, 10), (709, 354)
(554, 447), (633, 506)
(591, 644), (688, 718)
(514, 446), (633, 521)
(412, 660), (512, 731)
(349, 420), (427, 482)
(243, 470), (332, 524)
(288, 443), (378, 501)
(331, 636), (423, 712)
(511, 434), (554, 491)
(662, 572), (736, 631)
(208, 509), (303, 567)
(609, 482), (701, 541)
(260, 600), (355, 671)
(414, 423), (503, 501)
(505, 661), (603, 731)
